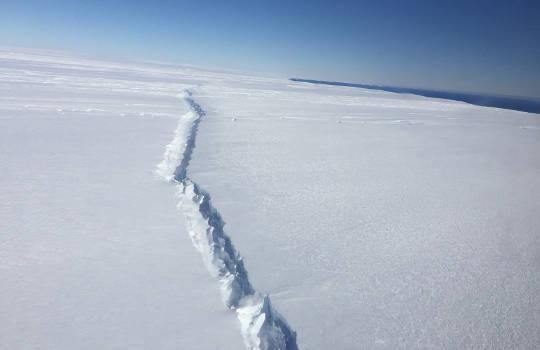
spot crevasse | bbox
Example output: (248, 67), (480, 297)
(156, 90), (299, 350)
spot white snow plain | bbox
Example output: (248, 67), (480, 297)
(2, 47), (540, 349)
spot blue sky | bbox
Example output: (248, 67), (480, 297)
(1, 0), (539, 98)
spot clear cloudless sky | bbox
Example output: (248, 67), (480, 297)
(1, 0), (539, 98)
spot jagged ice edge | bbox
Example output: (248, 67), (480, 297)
(156, 90), (299, 350)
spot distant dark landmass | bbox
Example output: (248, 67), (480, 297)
(290, 78), (540, 114)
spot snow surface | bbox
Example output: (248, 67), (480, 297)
(2, 47), (540, 349)
(190, 79), (540, 349)
(0, 48), (244, 349)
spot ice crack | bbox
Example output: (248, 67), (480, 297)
(157, 90), (299, 350)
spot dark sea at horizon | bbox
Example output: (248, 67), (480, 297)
(290, 78), (540, 115)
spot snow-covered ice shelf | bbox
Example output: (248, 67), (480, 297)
(189, 73), (540, 349)
(1, 47), (540, 349)
(0, 48), (246, 349)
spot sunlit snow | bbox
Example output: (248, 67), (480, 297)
(1, 48), (539, 349)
